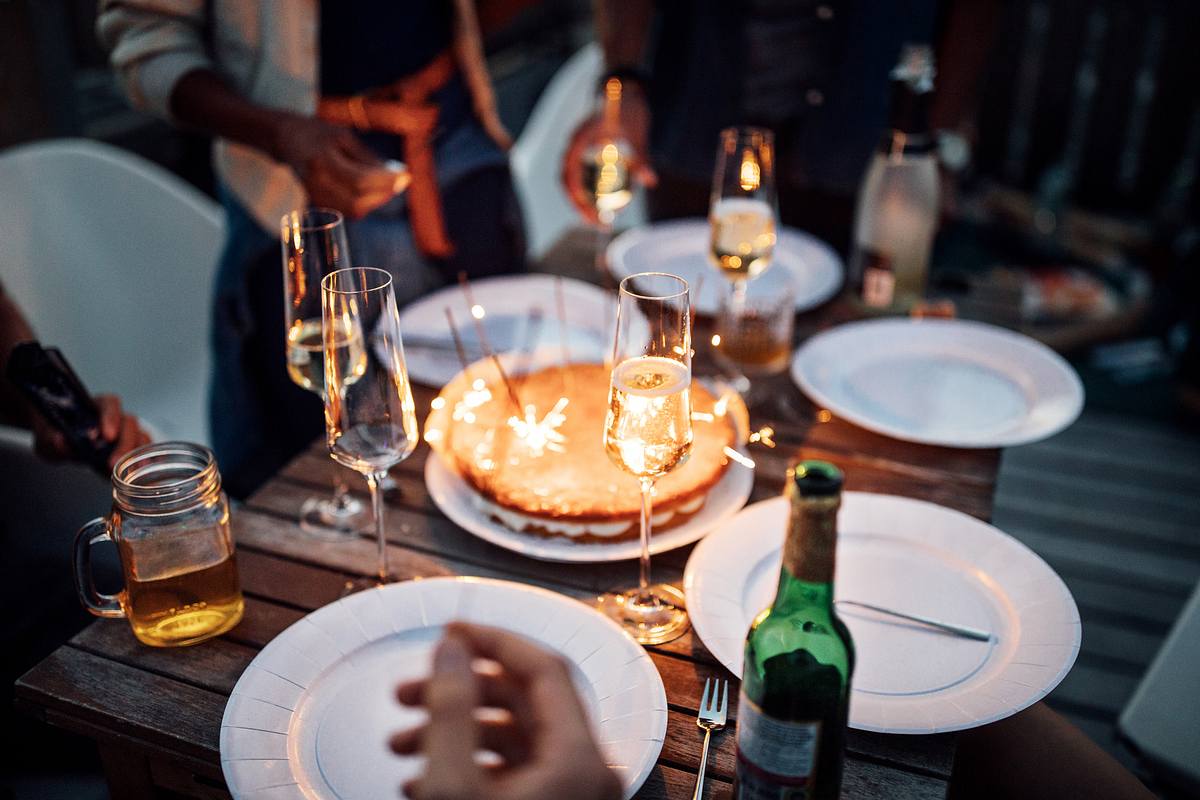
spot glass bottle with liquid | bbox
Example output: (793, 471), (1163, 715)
(850, 44), (939, 312)
(734, 461), (854, 800)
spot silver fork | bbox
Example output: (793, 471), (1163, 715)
(692, 678), (729, 800)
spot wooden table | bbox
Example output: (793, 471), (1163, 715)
(16, 234), (1001, 799)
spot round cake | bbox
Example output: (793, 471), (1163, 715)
(425, 361), (738, 543)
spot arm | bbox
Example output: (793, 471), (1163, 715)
(97, 0), (399, 218)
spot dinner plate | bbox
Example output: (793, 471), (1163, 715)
(220, 577), (667, 800)
(607, 219), (844, 316)
(425, 447), (754, 563)
(790, 318), (1084, 448)
(398, 274), (625, 387)
(684, 493), (1081, 734)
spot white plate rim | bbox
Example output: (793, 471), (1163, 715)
(606, 218), (844, 315)
(220, 576), (667, 799)
(397, 274), (620, 387)
(424, 448), (754, 563)
(683, 492), (1082, 734)
(790, 317), (1085, 448)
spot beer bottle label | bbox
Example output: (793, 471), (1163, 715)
(735, 691), (820, 798)
(860, 249), (895, 308)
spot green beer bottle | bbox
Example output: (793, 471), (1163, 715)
(734, 461), (855, 799)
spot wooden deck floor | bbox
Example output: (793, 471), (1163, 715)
(991, 409), (1200, 788)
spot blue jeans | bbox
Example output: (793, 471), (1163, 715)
(210, 142), (523, 498)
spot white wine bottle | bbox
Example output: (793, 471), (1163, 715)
(849, 44), (940, 312)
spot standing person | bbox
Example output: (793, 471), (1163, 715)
(564, 0), (1000, 254)
(98, 1), (526, 498)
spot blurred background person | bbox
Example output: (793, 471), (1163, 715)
(97, 0), (527, 497)
(564, 0), (1001, 253)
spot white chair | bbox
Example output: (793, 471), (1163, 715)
(0, 138), (224, 445)
(510, 42), (647, 260)
(1119, 581), (1200, 794)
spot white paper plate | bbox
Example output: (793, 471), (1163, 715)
(424, 448), (754, 564)
(684, 493), (1081, 734)
(398, 275), (624, 387)
(607, 219), (844, 316)
(790, 318), (1084, 448)
(220, 577), (667, 799)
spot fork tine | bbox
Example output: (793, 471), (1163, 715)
(720, 680), (729, 718)
(700, 678), (712, 716)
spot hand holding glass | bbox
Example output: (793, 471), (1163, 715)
(321, 267), (418, 585)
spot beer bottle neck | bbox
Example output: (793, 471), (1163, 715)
(776, 495), (838, 611)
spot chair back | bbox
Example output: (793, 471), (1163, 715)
(0, 138), (223, 444)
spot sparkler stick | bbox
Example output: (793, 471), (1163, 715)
(553, 275), (574, 395)
(442, 307), (473, 375)
(456, 272), (522, 411)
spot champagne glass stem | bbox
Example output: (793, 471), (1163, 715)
(595, 211), (614, 276)
(637, 477), (654, 598)
(332, 475), (353, 510)
(365, 472), (389, 584)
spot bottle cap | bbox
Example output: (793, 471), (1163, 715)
(789, 460), (843, 497)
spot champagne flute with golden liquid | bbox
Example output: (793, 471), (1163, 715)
(597, 272), (694, 644)
(282, 208), (369, 539)
(709, 127), (779, 307)
(580, 77), (635, 280)
(321, 267), (418, 587)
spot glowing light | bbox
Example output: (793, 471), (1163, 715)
(739, 152), (761, 191)
(713, 393), (730, 417)
(471, 304), (486, 320)
(817, 409), (832, 423)
(507, 396), (570, 458)
(672, 345), (687, 356)
(748, 426), (776, 448)
(431, 396), (446, 410)
(691, 411), (714, 423)
(711, 334), (722, 347)
(724, 447), (755, 469)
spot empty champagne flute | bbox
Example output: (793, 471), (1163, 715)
(321, 267), (418, 586)
(281, 208), (368, 539)
(709, 126), (779, 306)
(597, 272), (693, 644)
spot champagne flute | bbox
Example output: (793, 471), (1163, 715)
(709, 126), (779, 306)
(581, 77), (635, 277)
(321, 267), (418, 586)
(597, 272), (693, 645)
(281, 208), (368, 539)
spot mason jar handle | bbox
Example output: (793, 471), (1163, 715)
(73, 517), (125, 619)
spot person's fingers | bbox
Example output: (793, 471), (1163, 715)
(109, 415), (144, 467)
(334, 129), (381, 165)
(443, 624), (578, 694)
(328, 145), (397, 197)
(95, 395), (122, 441)
(398, 671), (530, 724)
(392, 716), (528, 765)
(633, 159), (659, 189)
(411, 633), (483, 798)
(561, 121), (601, 225)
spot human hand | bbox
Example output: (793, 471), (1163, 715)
(271, 114), (402, 220)
(391, 623), (622, 800)
(561, 83), (657, 224)
(32, 394), (151, 471)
